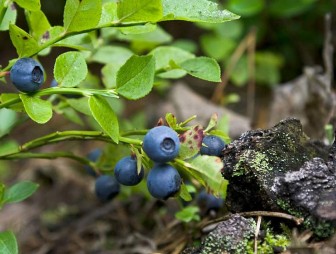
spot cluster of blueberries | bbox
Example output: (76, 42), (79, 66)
(8, 58), (225, 211)
(92, 125), (226, 211)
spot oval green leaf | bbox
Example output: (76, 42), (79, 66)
(117, 0), (163, 23)
(63, 0), (102, 32)
(19, 94), (52, 124)
(9, 24), (39, 57)
(13, 0), (40, 11)
(0, 231), (18, 254)
(180, 57), (222, 82)
(116, 55), (155, 100)
(3, 181), (39, 204)
(54, 51), (88, 88)
(162, 0), (239, 23)
(89, 95), (119, 143)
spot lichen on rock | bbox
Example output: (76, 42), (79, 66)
(221, 118), (335, 237)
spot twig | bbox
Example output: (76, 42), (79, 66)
(323, 13), (333, 89)
(211, 31), (250, 103)
(247, 28), (257, 122)
(254, 216), (262, 254)
(200, 211), (304, 229)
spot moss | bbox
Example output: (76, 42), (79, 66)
(200, 216), (256, 254)
(246, 229), (289, 254)
(233, 150), (273, 177)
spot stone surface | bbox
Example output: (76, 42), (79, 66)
(222, 118), (335, 237)
(183, 214), (256, 254)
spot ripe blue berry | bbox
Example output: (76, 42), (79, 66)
(197, 190), (224, 212)
(200, 135), (225, 157)
(147, 163), (181, 200)
(10, 58), (45, 93)
(84, 148), (102, 177)
(114, 156), (144, 186)
(95, 175), (120, 201)
(143, 126), (180, 163)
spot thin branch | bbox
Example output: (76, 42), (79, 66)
(254, 216), (262, 254)
(200, 211), (304, 229)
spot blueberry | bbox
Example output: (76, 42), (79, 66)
(143, 126), (180, 163)
(10, 58), (45, 93)
(84, 148), (102, 177)
(197, 190), (224, 212)
(200, 135), (225, 157)
(147, 163), (181, 200)
(50, 79), (58, 87)
(95, 175), (120, 201)
(114, 156), (144, 186)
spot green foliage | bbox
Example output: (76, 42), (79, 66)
(88, 95), (119, 143)
(54, 51), (88, 87)
(175, 206), (200, 222)
(19, 94), (52, 124)
(246, 229), (289, 254)
(116, 55), (155, 100)
(2, 181), (39, 204)
(0, 0), (239, 249)
(117, 0), (163, 23)
(0, 231), (18, 254)
(197, 0), (330, 92)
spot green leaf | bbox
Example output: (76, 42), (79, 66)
(204, 113), (218, 132)
(102, 63), (124, 88)
(0, 93), (23, 112)
(98, 1), (118, 26)
(117, 25), (172, 44)
(0, 140), (19, 157)
(19, 94), (52, 124)
(63, 0), (102, 32)
(66, 97), (91, 116)
(179, 182), (192, 202)
(188, 155), (228, 197)
(180, 57), (221, 82)
(118, 23), (157, 35)
(90, 46), (133, 65)
(165, 113), (177, 128)
(162, 0), (239, 23)
(150, 46), (195, 71)
(54, 52), (88, 87)
(0, 108), (17, 138)
(9, 24), (39, 57)
(175, 206), (200, 222)
(227, 0), (264, 17)
(13, 0), (40, 11)
(117, 0), (163, 23)
(227, 55), (248, 86)
(179, 125), (204, 160)
(116, 55), (155, 100)
(89, 95), (119, 143)
(0, 231), (18, 254)
(0, 183), (5, 205)
(269, 0), (316, 17)
(26, 9), (51, 41)
(0, 3), (17, 31)
(3, 181), (39, 204)
(54, 103), (84, 126)
(200, 35), (235, 60)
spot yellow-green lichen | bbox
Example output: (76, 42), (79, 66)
(233, 150), (273, 177)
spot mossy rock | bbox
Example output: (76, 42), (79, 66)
(222, 118), (335, 237)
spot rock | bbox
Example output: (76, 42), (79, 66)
(183, 214), (256, 254)
(222, 118), (335, 237)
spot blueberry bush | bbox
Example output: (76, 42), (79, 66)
(0, 0), (237, 252)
